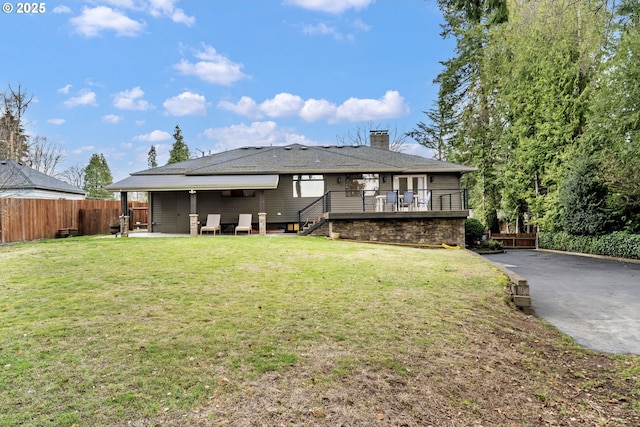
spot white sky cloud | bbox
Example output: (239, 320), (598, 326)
(67, 0), (194, 37)
(259, 93), (305, 118)
(351, 17), (371, 32)
(217, 96), (260, 118)
(163, 91), (208, 116)
(284, 0), (374, 14)
(301, 19), (369, 41)
(100, 0), (137, 8)
(174, 44), (247, 85)
(52, 5), (71, 14)
(70, 6), (146, 37)
(133, 130), (172, 142)
(58, 84), (72, 94)
(300, 98), (338, 122)
(47, 118), (66, 125)
(169, 8), (195, 25)
(302, 22), (339, 38)
(336, 90), (409, 121)
(63, 89), (98, 108)
(102, 114), (122, 124)
(113, 87), (153, 110)
(148, 0), (195, 25)
(72, 145), (96, 155)
(202, 121), (314, 151)
(219, 90), (409, 123)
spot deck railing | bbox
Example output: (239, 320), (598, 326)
(298, 189), (468, 229)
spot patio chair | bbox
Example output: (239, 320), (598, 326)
(418, 191), (432, 210)
(200, 213), (221, 235)
(235, 214), (253, 235)
(384, 191), (397, 211)
(399, 191), (414, 211)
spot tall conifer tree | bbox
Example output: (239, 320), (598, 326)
(167, 125), (190, 164)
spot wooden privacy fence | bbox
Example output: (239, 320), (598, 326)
(0, 198), (147, 243)
(488, 232), (538, 249)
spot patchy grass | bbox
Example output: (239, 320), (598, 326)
(0, 236), (638, 426)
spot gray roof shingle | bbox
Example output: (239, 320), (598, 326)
(132, 144), (475, 176)
(0, 159), (85, 195)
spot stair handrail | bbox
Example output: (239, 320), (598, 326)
(297, 191), (331, 229)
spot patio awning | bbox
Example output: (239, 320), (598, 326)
(106, 174), (280, 192)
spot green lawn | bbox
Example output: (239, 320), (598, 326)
(1, 236), (638, 426)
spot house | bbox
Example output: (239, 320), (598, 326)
(107, 132), (475, 245)
(0, 159), (85, 200)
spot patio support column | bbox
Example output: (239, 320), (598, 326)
(258, 212), (267, 235)
(119, 192), (129, 237)
(258, 191), (266, 235)
(189, 190), (198, 236)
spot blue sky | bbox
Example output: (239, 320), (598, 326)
(1, 0), (453, 181)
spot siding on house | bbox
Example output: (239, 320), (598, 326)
(109, 143), (475, 236)
(151, 191), (191, 233)
(148, 172), (467, 232)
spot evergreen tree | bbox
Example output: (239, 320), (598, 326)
(489, 0), (605, 231)
(83, 153), (114, 200)
(560, 154), (610, 235)
(430, 0), (610, 233)
(167, 125), (190, 164)
(407, 92), (457, 161)
(434, 0), (508, 231)
(581, 0), (640, 232)
(148, 145), (158, 168)
(0, 84), (32, 161)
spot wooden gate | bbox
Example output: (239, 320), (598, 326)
(488, 232), (537, 249)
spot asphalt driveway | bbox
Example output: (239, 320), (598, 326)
(483, 250), (640, 355)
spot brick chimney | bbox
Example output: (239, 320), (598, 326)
(370, 130), (389, 150)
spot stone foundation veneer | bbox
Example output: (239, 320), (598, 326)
(308, 212), (467, 246)
(189, 214), (199, 236)
(119, 215), (129, 237)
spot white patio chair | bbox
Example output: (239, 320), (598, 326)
(200, 214), (221, 235)
(235, 214), (253, 235)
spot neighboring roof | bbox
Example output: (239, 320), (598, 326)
(107, 174), (279, 192)
(108, 144), (475, 191)
(0, 159), (85, 196)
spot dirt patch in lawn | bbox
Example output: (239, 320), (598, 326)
(123, 305), (639, 427)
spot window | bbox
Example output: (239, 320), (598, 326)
(293, 175), (324, 198)
(346, 174), (379, 197)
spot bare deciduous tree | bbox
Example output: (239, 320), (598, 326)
(26, 136), (64, 176)
(60, 164), (85, 189)
(336, 122), (408, 152)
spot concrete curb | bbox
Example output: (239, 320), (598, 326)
(469, 250), (534, 315)
(537, 248), (640, 265)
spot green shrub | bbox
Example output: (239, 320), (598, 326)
(538, 231), (640, 259)
(481, 239), (504, 251)
(465, 218), (486, 248)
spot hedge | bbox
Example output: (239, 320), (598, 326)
(538, 231), (640, 260)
